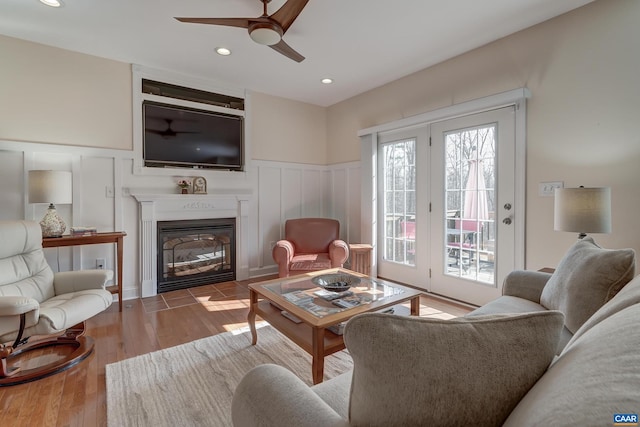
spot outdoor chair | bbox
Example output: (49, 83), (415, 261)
(447, 219), (482, 271)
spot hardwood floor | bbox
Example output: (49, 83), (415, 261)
(0, 276), (470, 426)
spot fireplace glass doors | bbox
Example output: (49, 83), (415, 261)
(157, 218), (235, 293)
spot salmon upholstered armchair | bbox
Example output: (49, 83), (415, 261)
(272, 218), (350, 278)
(0, 220), (113, 386)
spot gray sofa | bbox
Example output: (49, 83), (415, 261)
(232, 238), (639, 426)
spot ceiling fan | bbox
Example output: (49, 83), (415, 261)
(175, 0), (309, 63)
(147, 119), (198, 139)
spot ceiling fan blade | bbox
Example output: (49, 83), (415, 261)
(270, 0), (310, 34)
(270, 39), (305, 63)
(174, 17), (251, 29)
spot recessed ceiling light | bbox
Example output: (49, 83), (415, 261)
(321, 78), (333, 84)
(39, 0), (63, 7)
(215, 47), (232, 56)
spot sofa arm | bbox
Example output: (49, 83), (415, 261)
(273, 240), (295, 277)
(53, 269), (113, 295)
(502, 270), (553, 303)
(232, 364), (349, 427)
(329, 240), (349, 267)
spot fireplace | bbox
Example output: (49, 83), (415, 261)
(157, 218), (235, 293)
(132, 191), (251, 298)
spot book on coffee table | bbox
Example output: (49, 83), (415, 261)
(282, 290), (314, 306)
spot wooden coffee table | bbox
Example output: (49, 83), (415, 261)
(248, 268), (422, 384)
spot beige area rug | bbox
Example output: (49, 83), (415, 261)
(106, 324), (353, 427)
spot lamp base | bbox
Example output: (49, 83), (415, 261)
(40, 204), (66, 238)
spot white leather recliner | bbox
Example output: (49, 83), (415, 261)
(0, 220), (113, 386)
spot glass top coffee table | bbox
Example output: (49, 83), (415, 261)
(248, 268), (422, 384)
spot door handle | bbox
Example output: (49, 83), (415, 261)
(503, 217), (512, 225)
(504, 203), (512, 211)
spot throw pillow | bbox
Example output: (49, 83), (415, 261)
(344, 311), (564, 427)
(540, 237), (635, 334)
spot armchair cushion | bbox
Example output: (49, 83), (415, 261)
(285, 218), (341, 254)
(344, 311), (564, 427)
(540, 237), (635, 334)
(37, 289), (113, 334)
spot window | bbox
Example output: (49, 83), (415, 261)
(382, 139), (416, 265)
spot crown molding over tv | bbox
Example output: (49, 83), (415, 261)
(140, 78), (245, 171)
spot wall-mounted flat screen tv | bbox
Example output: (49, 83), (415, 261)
(143, 102), (244, 170)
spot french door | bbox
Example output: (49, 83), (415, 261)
(377, 107), (519, 306)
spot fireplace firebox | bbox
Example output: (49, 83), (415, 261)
(157, 218), (235, 293)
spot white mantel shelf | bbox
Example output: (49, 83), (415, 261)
(132, 190), (252, 297)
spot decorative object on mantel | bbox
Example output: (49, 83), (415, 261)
(193, 176), (207, 194)
(28, 170), (73, 237)
(177, 179), (191, 194)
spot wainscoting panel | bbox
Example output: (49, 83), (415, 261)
(256, 166), (283, 270)
(301, 169), (324, 217)
(330, 169), (348, 241)
(281, 168), (303, 221)
(346, 165), (362, 244)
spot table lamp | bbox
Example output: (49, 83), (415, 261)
(554, 186), (611, 239)
(28, 170), (73, 237)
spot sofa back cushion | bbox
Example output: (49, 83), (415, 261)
(503, 303), (640, 426)
(344, 311), (564, 427)
(566, 273), (640, 347)
(285, 218), (340, 254)
(540, 237), (635, 334)
(0, 220), (54, 302)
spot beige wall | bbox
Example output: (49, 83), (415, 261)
(250, 91), (327, 164)
(326, 0), (640, 270)
(0, 35), (132, 150)
(0, 35), (327, 165)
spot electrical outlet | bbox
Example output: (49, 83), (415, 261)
(539, 181), (563, 197)
(96, 258), (106, 269)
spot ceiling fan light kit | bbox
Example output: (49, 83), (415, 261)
(249, 23), (282, 45)
(175, 0), (309, 62)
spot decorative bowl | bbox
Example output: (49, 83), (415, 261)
(311, 273), (361, 292)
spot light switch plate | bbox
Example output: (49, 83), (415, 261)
(539, 181), (564, 197)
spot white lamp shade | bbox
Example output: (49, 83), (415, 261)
(28, 170), (73, 204)
(554, 187), (611, 234)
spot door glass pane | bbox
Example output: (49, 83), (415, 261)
(382, 139), (416, 266)
(444, 125), (495, 283)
